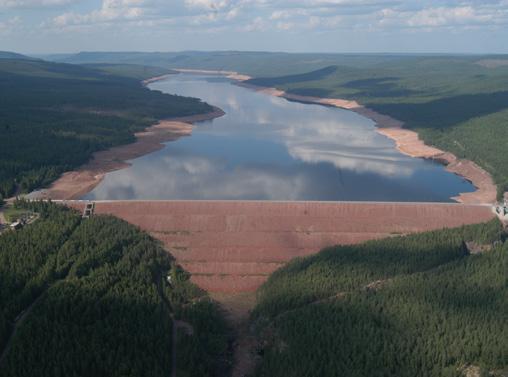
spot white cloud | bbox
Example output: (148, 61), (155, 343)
(16, 0), (508, 43)
(0, 0), (77, 8)
(184, 0), (229, 10)
(41, 0), (508, 30)
(225, 7), (239, 19)
(276, 21), (293, 30)
(406, 6), (493, 27)
(374, 4), (506, 30)
(0, 16), (20, 34)
(52, 0), (145, 27)
(243, 16), (266, 31)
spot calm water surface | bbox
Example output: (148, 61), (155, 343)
(83, 74), (474, 201)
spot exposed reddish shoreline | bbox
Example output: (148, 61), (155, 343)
(262, 88), (497, 204)
(32, 71), (498, 203)
(142, 73), (175, 86)
(168, 69), (497, 204)
(235, 79), (497, 204)
(173, 68), (251, 82)
(32, 106), (225, 200)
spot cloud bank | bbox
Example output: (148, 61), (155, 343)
(1, 0), (507, 52)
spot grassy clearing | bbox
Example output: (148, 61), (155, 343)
(2, 207), (33, 223)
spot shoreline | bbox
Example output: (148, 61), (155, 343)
(173, 68), (251, 82)
(30, 71), (497, 204)
(260, 87), (497, 204)
(232, 78), (496, 205)
(31, 106), (225, 200)
(141, 73), (176, 86)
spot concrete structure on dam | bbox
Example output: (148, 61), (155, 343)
(64, 200), (495, 293)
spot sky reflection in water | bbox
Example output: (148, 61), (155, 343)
(83, 75), (474, 202)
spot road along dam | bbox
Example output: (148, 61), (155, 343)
(63, 200), (495, 294)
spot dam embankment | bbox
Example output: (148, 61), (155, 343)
(64, 200), (495, 293)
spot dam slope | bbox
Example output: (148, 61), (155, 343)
(66, 201), (494, 293)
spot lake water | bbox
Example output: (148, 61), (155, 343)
(83, 74), (474, 202)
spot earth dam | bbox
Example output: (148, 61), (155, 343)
(69, 74), (495, 293)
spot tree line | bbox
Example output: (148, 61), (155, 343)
(0, 201), (231, 377)
(253, 219), (507, 377)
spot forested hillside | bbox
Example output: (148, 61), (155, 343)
(83, 63), (176, 80)
(245, 57), (508, 199)
(0, 202), (231, 377)
(253, 220), (507, 377)
(0, 58), (212, 201)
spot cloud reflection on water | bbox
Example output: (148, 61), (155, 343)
(84, 74), (474, 201)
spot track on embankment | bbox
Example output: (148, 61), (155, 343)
(63, 200), (495, 294)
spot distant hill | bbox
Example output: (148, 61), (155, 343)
(0, 51), (37, 60)
(46, 51), (196, 67)
(0, 58), (111, 80)
(45, 51), (426, 77)
(83, 63), (176, 80)
(246, 65), (339, 89)
(0, 57), (174, 81)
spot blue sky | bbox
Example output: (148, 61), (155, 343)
(1, 0), (507, 54)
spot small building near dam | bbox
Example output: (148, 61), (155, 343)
(495, 200), (508, 222)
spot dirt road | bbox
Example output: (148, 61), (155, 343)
(211, 292), (258, 377)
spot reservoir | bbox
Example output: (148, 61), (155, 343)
(83, 74), (474, 202)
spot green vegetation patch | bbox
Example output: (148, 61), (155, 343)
(83, 63), (177, 80)
(253, 220), (507, 377)
(255, 220), (504, 318)
(175, 300), (232, 377)
(0, 202), (231, 377)
(2, 207), (33, 223)
(415, 109), (508, 198)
